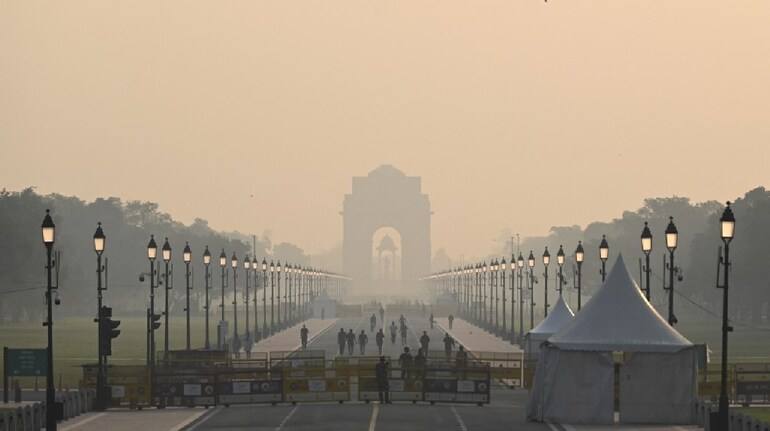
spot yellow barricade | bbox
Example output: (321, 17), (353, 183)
(82, 365), (152, 408)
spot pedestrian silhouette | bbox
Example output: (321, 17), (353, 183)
(359, 329), (369, 355)
(389, 321), (397, 344)
(375, 356), (390, 404)
(337, 328), (346, 356)
(346, 329), (356, 355)
(375, 328), (385, 355)
(398, 347), (413, 379)
(420, 330), (430, 354)
(300, 324), (309, 349)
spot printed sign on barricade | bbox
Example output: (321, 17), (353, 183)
(423, 360), (490, 406)
(154, 373), (217, 407)
(217, 378), (282, 406)
(282, 357), (349, 404)
(82, 364), (152, 408)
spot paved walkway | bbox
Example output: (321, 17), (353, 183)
(250, 318), (339, 353)
(58, 408), (207, 431)
(435, 317), (522, 355)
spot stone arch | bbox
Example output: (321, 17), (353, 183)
(342, 165), (431, 286)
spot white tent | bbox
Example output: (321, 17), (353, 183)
(524, 296), (574, 360)
(527, 255), (697, 424)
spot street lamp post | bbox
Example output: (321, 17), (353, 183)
(556, 245), (565, 297)
(599, 235), (609, 282)
(203, 247), (211, 349)
(575, 242), (584, 311)
(509, 256), (516, 342)
(42, 210), (57, 431)
(262, 259), (268, 338)
(527, 251), (536, 331)
(286, 264), (292, 323)
(665, 217), (679, 326)
(501, 258), (507, 336)
(641, 222), (653, 301)
(146, 236), (158, 385)
(243, 256), (251, 346)
(270, 261), (275, 335)
(253, 256), (260, 341)
(717, 202), (735, 431)
(162, 238), (172, 356)
(218, 249), (227, 350)
(231, 253), (239, 355)
(482, 262), (488, 326)
(183, 242), (192, 351)
(93, 223), (106, 411)
(277, 261), (282, 329)
(517, 253), (524, 341)
(542, 248), (550, 317)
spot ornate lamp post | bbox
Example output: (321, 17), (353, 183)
(253, 256), (260, 341)
(575, 242), (584, 310)
(93, 222), (106, 411)
(717, 202), (735, 431)
(203, 246), (211, 349)
(231, 252), (239, 351)
(517, 253), (525, 341)
(501, 258), (507, 335)
(641, 222), (653, 300)
(42, 210), (57, 431)
(218, 249), (227, 349)
(183, 242), (192, 350)
(599, 235), (609, 282)
(270, 260), (275, 335)
(286, 264), (292, 323)
(556, 245), (565, 297)
(527, 251), (536, 331)
(162, 238), (172, 355)
(146, 236), (158, 379)
(665, 217), (679, 326)
(262, 258), (268, 338)
(277, 261), (283, 329)
(542, 248), (550, 317)
(243, 255), (251, 344)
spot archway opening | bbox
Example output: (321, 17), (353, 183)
(371, 227), (402, 281)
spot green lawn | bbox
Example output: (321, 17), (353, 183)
(733, 408), (770, 422)
(674, 315), (770, 359)
(0, 315), (261, 388)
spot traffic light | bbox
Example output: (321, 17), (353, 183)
(99, 306), (121, 356)
(149, 310), (161, 331)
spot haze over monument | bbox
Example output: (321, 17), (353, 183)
(2, 1), (769, 261)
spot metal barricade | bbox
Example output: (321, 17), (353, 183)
(217, 353), (280, 406)
(423, 359), (490, 406)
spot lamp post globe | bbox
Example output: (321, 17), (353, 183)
(599, 235), (609, 282)
(575, 241), (584, 310)
(556, 245), (565, 296)
(161, 238), (172, 355)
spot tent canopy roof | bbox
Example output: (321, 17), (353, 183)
(548, 255), (693, 353)
(529, 296), (575, 335)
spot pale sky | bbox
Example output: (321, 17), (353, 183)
(2, 1), (769, 260)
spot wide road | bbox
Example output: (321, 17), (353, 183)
(184, 313), (545, 431)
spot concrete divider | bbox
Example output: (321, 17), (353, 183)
(694, 397), (770, 431)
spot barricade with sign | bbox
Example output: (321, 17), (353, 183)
(276, 350), (349, 404)
(423, 359), (490, 406)
(470, 351), (522, 387)
(735, 363), (770, 405)
(82, 364), (152, 408)
(154, 350), (229, 408)
(357, 357), (423, 403)
(217, 353), (280, 406)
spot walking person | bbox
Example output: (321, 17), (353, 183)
(243, 333), (253, 359)
(414, 348), (427, 379)
(448, 314), (454, 329)
(419, 330), (430, 354)
(389, 321), (397, 345)
(370, 314), (377, 332)
(300, 324), (309, 349)
(337, 328), (346, 356)
(399, 314), (406, 328)
(398, 347), (413, 379)
(400, 323), (408, 345)
(346, 329), (356, 355)
(456, 345), (468, 378)
(375, 356), (390, 404)
(429, 313), (434, 329)
(376, 328), (385, 355)
(443, 333), (455, 359)
(379, 306), (385, 324)
(358, 329), (369, 355)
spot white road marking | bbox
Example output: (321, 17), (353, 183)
(275, 405), (299, 431)
(59, 413), (106, 431)
(182, 407), (223, 431)
(368, 402), (380, 431)
(451, 406), (468, 431)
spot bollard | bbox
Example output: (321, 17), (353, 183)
(32, 403), (42, 430)
(0, 412), (7, 431)
(13, 381), (21, 403)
